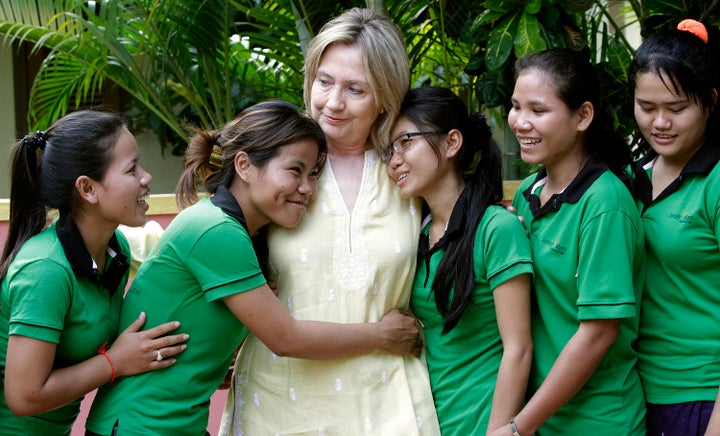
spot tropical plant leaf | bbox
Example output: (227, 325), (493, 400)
(475, 68), (512, 108)
(483, 0), (524, 13)
(485, 11), (520, 71)
(514, 11), (546, 55)
(524, 0), (543, 15)
(28, 52), (104, 128)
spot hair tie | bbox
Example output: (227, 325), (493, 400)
(209, 144), (223, 169)
(677, 19), (708, 44)
(22, 130), (47, 152)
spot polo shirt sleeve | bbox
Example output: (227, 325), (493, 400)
(187, 221), (266, 302)
(576, 209), (638, 320)
(480, 209), (534, 290)
(7, 259), (73, 344)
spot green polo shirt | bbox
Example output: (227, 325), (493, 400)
(86, 186), (265, 436)
(412, 196), (533, 435)
(633, 144), (720, 404)
(512, 160), (645, 435)
(0, 220), (130, 436)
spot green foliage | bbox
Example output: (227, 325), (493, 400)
(1, 0), (718, 166)
(1, 0), (309, 153)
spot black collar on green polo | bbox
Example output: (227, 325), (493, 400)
(210, 185), (249, 233)
(523, 158), (607, 219)
(633, 142), (720, 207)
(55, 217), (129, 293)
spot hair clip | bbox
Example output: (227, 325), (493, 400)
(22, 130), (47, 152)
(677, 19), (708, 44)
(209, 144), (224, 169)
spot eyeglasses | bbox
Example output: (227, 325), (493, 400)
(388, 131), (445, 155)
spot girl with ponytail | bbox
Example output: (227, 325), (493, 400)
(0, 110), (187, 435)
(386, 86), (533, 435)
(86, 100), (423, 435)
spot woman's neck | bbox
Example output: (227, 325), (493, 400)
(542, 151), (590, 200)
(425, 176), (465, 240)
(74, 214), (115, 271)
(327, 141), (370, 158)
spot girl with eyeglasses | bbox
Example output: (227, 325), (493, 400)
(387, 86), (533, 435)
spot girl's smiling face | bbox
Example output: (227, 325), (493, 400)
(508, 69), (590, 173)
(634, 71), (711, 165)
(241, 139), (321, 232)
(94, 127), (152, 228)
(386, 117), (443, 200)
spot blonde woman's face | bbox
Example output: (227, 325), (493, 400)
(309, 44), (380, 151)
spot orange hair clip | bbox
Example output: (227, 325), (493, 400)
(677, 19), (708, 44)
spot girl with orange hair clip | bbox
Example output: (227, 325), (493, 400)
(630, 14), (720, 435)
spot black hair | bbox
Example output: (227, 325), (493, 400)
(1, 110), (126, 280)
(176, 99), (327, 208)
(629, 21), (720, 151)
(399, 86), (503, 333)
(515, 48), (633, 188)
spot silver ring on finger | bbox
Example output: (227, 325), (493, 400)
(156, 350), (163, 361)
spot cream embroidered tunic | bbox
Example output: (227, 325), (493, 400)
(220, 151), (440, 435)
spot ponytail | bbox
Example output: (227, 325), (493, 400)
(175, 129), (225, 209)
(397, 87), (504, 333)
(434, 112), (504, 333)
(0, 133), (48, 280)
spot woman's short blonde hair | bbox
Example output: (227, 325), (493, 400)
(303, 8), (410, 155)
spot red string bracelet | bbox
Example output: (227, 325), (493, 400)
(97, 342), (117, 382)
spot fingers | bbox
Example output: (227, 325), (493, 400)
(152, 343), (187, 363)
(412, 340), (423, 357)
(141, 320), (182, 339)
(152, 332), (189, 350)
(122, 311), (147, 334)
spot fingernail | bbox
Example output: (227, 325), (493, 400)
(183, 334), (190, 340)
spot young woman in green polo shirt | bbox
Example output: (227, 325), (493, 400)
(630, 18), (720, 434)
(386, 86), (533, 435)
(496, 48), (646, 436)
(0, 111), (189, 435)
(85, 100), (422, 436)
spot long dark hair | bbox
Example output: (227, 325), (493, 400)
(400, 86), (503, 333)
(176, 99), (327, 209)
(515, 48), (633, 188)
(1, 110), (126, 280)
(629, 20), (719, 152)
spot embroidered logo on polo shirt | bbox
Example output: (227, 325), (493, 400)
(668, 211), (694, 224)
(541, 236), (567, 254)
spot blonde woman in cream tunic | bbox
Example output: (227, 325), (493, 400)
(220, 8), (440, 436)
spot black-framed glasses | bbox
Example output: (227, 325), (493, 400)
(388, 131), (445, 155)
